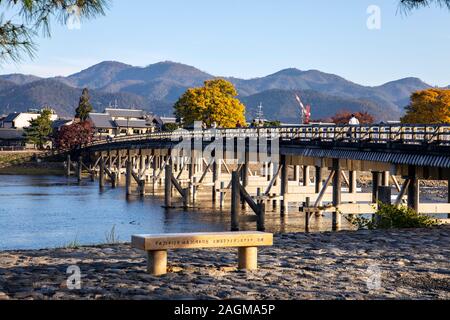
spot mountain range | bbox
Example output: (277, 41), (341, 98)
(0, 61), (438, 122)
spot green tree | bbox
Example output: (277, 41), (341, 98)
(174, 79), (246, 128)
(24, 108), (53, 149)
(0, 0), (109, 63)
(400, 0), (450, 12)
(401, 89), (450, 124)
(75, 88), (93, 121)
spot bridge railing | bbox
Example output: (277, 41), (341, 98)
(86, 124), (450, 148)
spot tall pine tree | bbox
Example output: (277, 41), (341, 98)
(24, 109), (53, 149)
(75, 88), (93, 121)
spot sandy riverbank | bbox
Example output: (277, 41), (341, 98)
(0, 226), (448, 300)
(0, 151), (65, 175)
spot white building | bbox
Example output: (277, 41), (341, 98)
(2, 109), (58, 129)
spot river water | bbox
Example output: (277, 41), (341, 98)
(0, 175), (357, 250)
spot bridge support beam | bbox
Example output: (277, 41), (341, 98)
(382, 171), (390, 187)
(212, 159), (219, 203)
(241, 142), (249, 188)
(126, 150), (132, 197)
(332, 159), (342, 231)
(372, 172), (382, 204)
(376, 186), (392, 224)
(66, 155), (71, 177)
(349, 171), (357, 194)
(116, 151), (122, 184)
(303, 166), (310, 187)
(165, 164), (172, 208)
(280, 155), (288, 216)
(447, 179), (450, 219)
(315, 166), (324, 194)
(294, 165), (301, 182)
(99, 157), (105, 189)
(231, 171), (241, 231)
(408, 166), (420, 212)
(77, 156), (83, 183)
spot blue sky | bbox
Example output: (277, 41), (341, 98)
(2, 0), (450, 86)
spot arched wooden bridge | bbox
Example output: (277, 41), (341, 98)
(67, 124), (450, 231)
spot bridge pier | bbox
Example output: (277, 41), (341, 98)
(303, 166), (310, 187)
(280, 155), (288, 216)
(408, 166), (420, 212)
(165, 164), (172, 208)
(294, 165), (301, 183)
(126, 150), (132, 197)
(231, 171), (241, 231)
(332, 159), (342, 231)
(66, 155), (71, 177)
(99, 157), (105, 189)
(372, 171), (382, 204)
(448, 179), (450, 219)
(77, 156), (83, 183)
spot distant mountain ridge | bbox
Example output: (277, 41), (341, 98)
(0, 61), (441, 122)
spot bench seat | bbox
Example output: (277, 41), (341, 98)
(132, 232), (273, 275)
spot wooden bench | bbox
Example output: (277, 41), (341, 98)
(132, 232), (273, 276)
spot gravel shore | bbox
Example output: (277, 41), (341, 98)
(0, 227), (449, 300)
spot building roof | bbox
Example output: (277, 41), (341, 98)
(89, 113), (116, 129)
(0, 128), (25, 140)
(104, 108), (146, 119)
(3, 113), (20, 123)
(52, 119), (73, 129)
(114, 119), (153, 129)
(152, 115), (178, 126)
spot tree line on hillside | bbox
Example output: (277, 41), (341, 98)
(26, 80), (450, 151)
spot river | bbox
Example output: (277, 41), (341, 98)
(0, 175), (354, 250)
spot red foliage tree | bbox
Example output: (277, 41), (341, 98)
(55, 121), (94, 150)
(331, 111), (375, 125)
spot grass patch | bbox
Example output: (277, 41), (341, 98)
(346, 203), (441, 230)
(105, 225), (121, 244)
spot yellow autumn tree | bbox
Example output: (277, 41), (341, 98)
(401, 89), (450, 124)
(174, 79), (246, 128)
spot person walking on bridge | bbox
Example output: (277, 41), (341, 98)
(349, 114), (360, 126)
(348, 114), (360, 142)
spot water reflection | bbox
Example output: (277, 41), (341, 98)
(0, 175), (356, 250)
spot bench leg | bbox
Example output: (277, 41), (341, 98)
(238, 247), (258, 270)
(147, 250), (168, 276)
